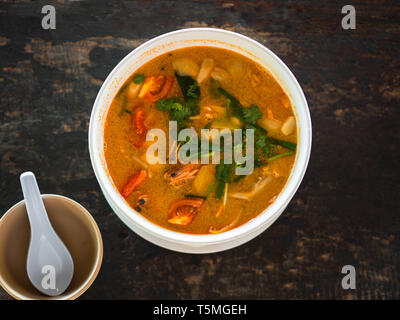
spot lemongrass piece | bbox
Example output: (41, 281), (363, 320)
(132, 154), (148, 169)
(268, 195), (277, 204)
(230, 175), (272, 200)
(132, 155), (152, 178)
(281, 116), (296, 136)
(209, 212), (240, 234)
(197, 58), (215, 83)
(127, 81), (142, 100)
(216, 183), (228, 217)
(168, 140), (181, 161)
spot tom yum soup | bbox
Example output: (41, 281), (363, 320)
(104, 47), (297, 234)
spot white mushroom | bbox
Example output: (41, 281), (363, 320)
(172, 58), (199, 78)
(230, 175), (272, 200)
(258, 118), (282, 133)
(210, 67), (230, 82)
(208, 104), (226, 117)
(281, 116), (296, 136)
(230, 116), (242, 127)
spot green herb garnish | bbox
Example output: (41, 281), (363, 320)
(217, 86), (296, 167)
(215, 163), (232, 199)
(217, 87), (266, 133)
(175, 72), (200, 101)
(174, 73), (200, 116)
(118, 95), (128, 117)
(267, 151), (295, 162)
(187, 83), (200, 99)
(267, 137), (297, 151)
(157, 73), (201, 131)
(242, 104), (263, 124)
(210, 78), (222, 97)
(205, 180), (218, 197)
(215, 181), (226, 199)
(185, 194), (207, 200)
(133, 74), (145, 84)
(156, 98), (192, 131)
(225, 98), (232, 118)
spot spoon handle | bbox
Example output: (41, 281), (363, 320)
(20, 172), (51, 235)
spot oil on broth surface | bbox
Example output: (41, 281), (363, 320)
(104, 47), (297, 234)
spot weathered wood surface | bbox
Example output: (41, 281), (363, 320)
(0, 0), (399, 299)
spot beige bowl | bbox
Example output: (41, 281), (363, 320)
(0, 194), (103, 300)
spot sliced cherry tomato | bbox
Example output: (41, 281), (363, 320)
(121, 170), (147, 198)
(138, 75), (174, 102)
(167, 198), (204, 226)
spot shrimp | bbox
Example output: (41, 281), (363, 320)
(164, 164), (201, 188)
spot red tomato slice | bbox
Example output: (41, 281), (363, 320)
(138, 76), (174, 102)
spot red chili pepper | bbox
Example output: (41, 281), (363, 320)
(132, 107), (146, 148)
(121, 170), (147, 198)
(134, 108), (146, 135)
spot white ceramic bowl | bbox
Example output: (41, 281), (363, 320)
(89, 28), (312, 253)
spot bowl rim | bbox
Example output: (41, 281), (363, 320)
(89, 27), (312, 245)
(0, 194), (103, 300)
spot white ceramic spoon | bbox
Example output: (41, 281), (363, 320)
(20, 172), (74, 296)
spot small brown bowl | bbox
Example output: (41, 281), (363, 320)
(0, 194), (103, 300)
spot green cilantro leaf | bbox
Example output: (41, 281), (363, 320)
(242, 104), (263, 124)
(133, 74), (145, 84)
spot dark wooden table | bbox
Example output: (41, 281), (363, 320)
(0, 0), (399, 300)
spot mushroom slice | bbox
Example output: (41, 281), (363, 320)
(281, 116), (296, 136)
(210, 67), (230, 82)
(173, 58), (199, 78)
(230, 175), (272, 200)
